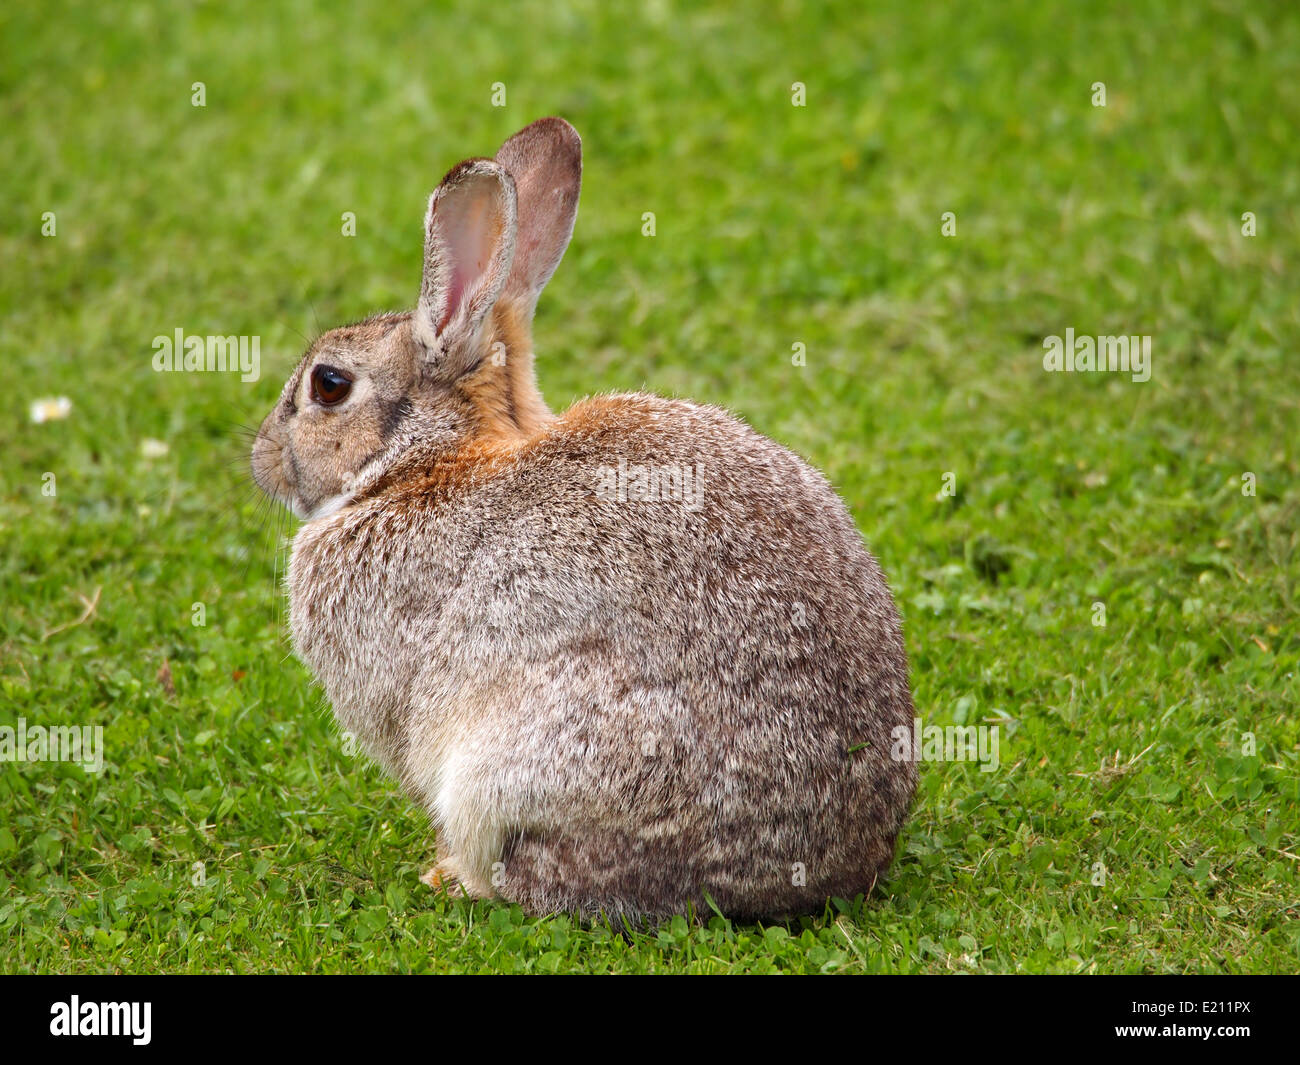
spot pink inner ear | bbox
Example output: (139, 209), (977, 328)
(438, 274), (465, 334)
(436, 192), (494, 335)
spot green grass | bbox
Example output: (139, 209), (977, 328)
(2, 0), (1297, 973)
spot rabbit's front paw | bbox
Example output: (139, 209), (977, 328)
(420, 859), (487, 899)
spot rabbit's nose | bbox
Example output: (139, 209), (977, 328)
(250, 435), (296, 508)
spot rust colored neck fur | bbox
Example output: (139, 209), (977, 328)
(356, 301), (551, 511)
(457, 299), (553, 443)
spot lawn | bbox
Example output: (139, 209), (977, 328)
(1, 0), (1297, 973)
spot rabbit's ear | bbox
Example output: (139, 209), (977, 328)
(495, 117), (581, 315)
(415, 158), (517, 374)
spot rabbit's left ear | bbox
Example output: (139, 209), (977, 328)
(415, 158), (517, 376)
(495, 117), (581, 316)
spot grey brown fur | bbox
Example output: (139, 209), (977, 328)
(251, 118), (916, 923)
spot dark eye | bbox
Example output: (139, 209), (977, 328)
(310, 365), (352, 406)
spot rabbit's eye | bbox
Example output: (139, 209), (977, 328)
(311, 365), (352, 406)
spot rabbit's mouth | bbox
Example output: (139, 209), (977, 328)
(251, 436), (287, 496)
(249, 433), (309, 516)
(251, 437), (358, 523)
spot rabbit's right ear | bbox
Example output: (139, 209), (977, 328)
(415, 158), (518, 378)
(495, 117), (582, 316)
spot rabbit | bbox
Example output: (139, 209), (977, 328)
(251, 117), (917, 923)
